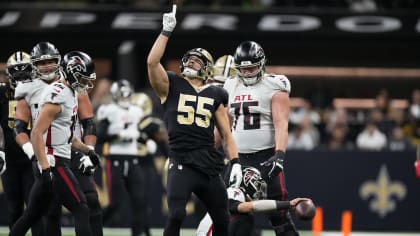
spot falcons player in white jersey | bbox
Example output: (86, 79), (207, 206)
(9, 49), (101, 236)
(197, 167), (309, 236)
(29, 51), (99, 236)
(96, 79), (148, 236)
(223, 41), (298, 236)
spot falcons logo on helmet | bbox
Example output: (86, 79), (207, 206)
(243, 168), (259, 187)
(66, 56), (86, 74)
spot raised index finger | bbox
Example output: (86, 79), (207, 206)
(172, 4), (177, 15)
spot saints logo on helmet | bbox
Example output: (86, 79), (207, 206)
(207, 55), (236, 87)
(180, 48), (214, 81)
(6, 51), (33, 88)
(234, 41), (266, 86)
(131, 92), (153, 116)
(240, 167), (267, 201)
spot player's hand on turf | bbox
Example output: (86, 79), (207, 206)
(229, 158), (242, 188)
(0, 151), (6, 175)
(41, 167), (54, 193)
(79, 155), (96, 175)
(162, 4), (177, 33)
(260, 150), (285, 179)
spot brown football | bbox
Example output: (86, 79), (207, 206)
(295, 199), (316, 220)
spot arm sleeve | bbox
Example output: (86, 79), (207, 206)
(96, 119), (118, 144)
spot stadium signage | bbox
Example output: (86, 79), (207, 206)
(1, 10), (420, 35)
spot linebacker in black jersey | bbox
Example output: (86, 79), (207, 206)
(147, 5), (242, 236)
(0, 51), (44, 236)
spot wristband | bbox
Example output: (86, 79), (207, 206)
(161, 30), (172, 37)
(275, 200), (291, 210)
(275, 150), (286, 160)
(230, 158), (239, 164)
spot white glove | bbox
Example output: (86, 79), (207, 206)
(229, 160), (242, 188)
(162, 4), (177, 33)
(22, 142), (35, 161)
(79, 155), (95, 175)
(119, 129), (140, 141)
(146, 139), (157, 154)
(0, 151), (6, 175)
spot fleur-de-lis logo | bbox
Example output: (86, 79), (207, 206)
(359, 165), (406, 218)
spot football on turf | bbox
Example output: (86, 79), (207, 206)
(295, 199), (316, 220)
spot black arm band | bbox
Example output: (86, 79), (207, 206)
(80, 117), (96, 137)
(275, 200), (291, 210)
(229, 199), (241, 214)
(275, 150), (286, 160)
(161, 30), (172, 37)
(13, 119), (29, 137)
(230, 158), (240, 164)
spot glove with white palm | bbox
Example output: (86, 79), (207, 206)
(162, 4), (177, 36)
(229, 158), (242, 188)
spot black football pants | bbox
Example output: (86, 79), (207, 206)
(1, 161), (44, 236)
(164, 159), (229, 236)
(239, 148), (298, 236)
(103, 156), (147, 236)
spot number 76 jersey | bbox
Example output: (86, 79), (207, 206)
(223, 74), (291, 153)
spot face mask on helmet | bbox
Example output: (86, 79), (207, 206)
(62, 51), (96, 93)
(240, 167), (267, 201)
(110, 80), (133, 108)
(208, 55), (236, 87)
(180, 48), (214, 81)
(6, 51), (33, 88)
(234, 41), (266, 86)
(31, 42), (61, 82)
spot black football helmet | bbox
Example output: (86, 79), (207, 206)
(240, 167), (267, 201)
(61, 51), (96, 93)
(110, 79), (133, 108)
(6, 51), (33, 88)
(180, 48), (214, 81)
(31, 42), (61, 82)
(234, 41), (266, 86)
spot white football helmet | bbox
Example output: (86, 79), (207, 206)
(110, 79), (133, 108)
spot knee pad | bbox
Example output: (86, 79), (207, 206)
(85, 192), (102, 216)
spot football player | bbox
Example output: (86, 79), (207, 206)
(206, 54), (236, 87)
(28, 50), (100, 236)
(147, 5), (242, 236)
(97, 80), (148, 236)
(0, 51), (44, 236)
(10, 44), (102, 236)
(131, 92), (168, 236)
(223, 41), (298, 235)
(197, 167), (310, 236)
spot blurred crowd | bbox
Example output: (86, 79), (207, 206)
(287, 88), (420, 151)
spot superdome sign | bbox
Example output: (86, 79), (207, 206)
(1, 7), (420, 37)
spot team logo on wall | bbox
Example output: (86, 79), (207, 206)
(359, 164), (406, 218)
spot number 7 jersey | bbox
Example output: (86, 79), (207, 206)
(223, 73), (291, 153)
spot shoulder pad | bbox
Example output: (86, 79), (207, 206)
(14, 81), (33, 100)
(265, 74), (291, 94)
(227, 187), (245, 202)
(41, 82), (68, 105)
